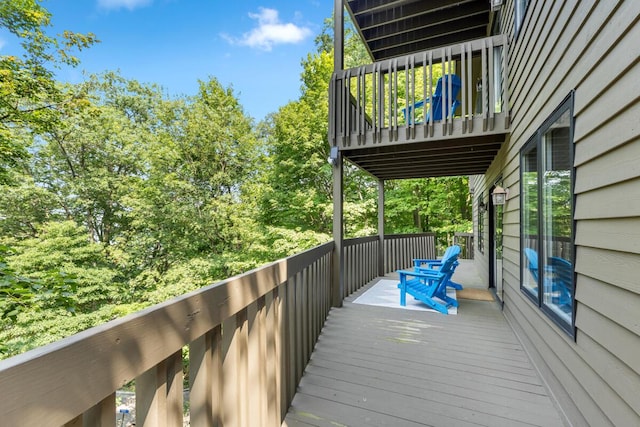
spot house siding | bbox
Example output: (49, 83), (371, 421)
(474, 1), (640, 426)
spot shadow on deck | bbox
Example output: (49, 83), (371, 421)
(284, 261), (565, 427)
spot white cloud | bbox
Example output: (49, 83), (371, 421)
(97, 0), (152, 11)
(224, 8), (312, 51)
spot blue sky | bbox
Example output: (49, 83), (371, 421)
(5, 0), (334, 121)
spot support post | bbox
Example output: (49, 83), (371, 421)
(332, 154), (344, 307)
(378, 179), (385, 277)
(334, 0), (343, 71)
(331, 0), (345, 308)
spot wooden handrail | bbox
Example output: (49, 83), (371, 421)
(0, 242), (334, 426)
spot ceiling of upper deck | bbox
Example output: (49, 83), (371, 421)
(343, 134), (505, 180)
(345, 0), (492, 61)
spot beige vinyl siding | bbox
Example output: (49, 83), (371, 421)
(473, 0), (640, 425)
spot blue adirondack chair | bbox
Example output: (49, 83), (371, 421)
(524, 248), (573, 306)
(548, 256), (573, 306)
(397, 248), (459, 314)
(524, 247), (540, 281)
(403, 74), (462, 124)
(413, 244), (463, 290)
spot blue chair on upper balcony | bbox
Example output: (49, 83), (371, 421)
(413, 244), (463, 290)
(402, 74), (462, 124)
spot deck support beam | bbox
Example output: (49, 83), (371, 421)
(332, 153), (344, 307)
(332, 0), (345, 307)
(378, 179), (385, 276)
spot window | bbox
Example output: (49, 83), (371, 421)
(520, 92), (575, 334)
(515, 0), (529, 36)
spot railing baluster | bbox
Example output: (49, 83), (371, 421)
(488, 36), (495, 131)
(481, 38), (488, 131)
(303, 268), (311, 364)
(223, 316), (239, 426)
(372, 62), (377, 143)
(285, 276), (295, 393)
(461, 43), (467, 133)
(427, 51), (433, 136)
(411, 54), (416, 139)
(136, 353), (183, 427)
(467, 42), (474, 133)
(267, 289), (282, 424)
(403, 56), (409, 140)
(356, 67), (362, 145)
(239, 309), (250, 427)
(345, 69), (351, 146)
(450, 47), (454, 134)
(329, 74), (335, 146)
(377, 62), (384, 143)
(247, 299), (266, 427)
(361, 66), (367, 144)
(65, 393), (115, 427)
(441, 48), (446, 135)
(422, 51), (427, 138)
(190, 330), (214, 426)
(503, 34), (510, 128)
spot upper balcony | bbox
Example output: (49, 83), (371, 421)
(329, 34), (510, 180)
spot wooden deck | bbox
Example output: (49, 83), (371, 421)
(283, 261), (566, 427)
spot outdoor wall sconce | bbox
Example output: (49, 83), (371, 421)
(478, 199), (487, 212)
(327, 146), (339, 166)
(492, 185), (508, 205)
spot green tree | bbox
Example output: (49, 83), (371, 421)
(6, 221), (116, 311)
(260, 37), (378, 237)
(0, 244), (76, 323)
(126, 77), (260, 278)
(0, 0), (97, 183)
(32, 73), (155, 248)
(385, 177), (472, 252)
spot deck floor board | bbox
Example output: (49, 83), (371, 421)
(283, 265), (566, 427)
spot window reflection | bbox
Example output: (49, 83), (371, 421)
(520, 94), (574, 332)
(522, 143), (538, 296)
(541, 110), (573, 322)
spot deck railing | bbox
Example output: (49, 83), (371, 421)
(0, 233), (435, 426)
(329, 35), (509, 148)
(0, 243), (333, 426)
(384, 233), (436, 273)
(454, 232), (475, 259)
(343, 233), (436, 298)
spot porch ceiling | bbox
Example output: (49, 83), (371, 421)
(342, 134), (504, 180)
(345, 0), (492, 61)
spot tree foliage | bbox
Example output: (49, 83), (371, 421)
(0, 0), (97, 184)
(0, 4), (472, 358)
(385, 177), (472, 252)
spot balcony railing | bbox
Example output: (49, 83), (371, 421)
(0, 233), (435, 426)
(343, 233), (435, 297)
(329, 35), (510, 148)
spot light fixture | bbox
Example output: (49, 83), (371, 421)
(327, 146), (339, 166)
(478, 199), (487, 212)
(492, 185), (508, 205)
